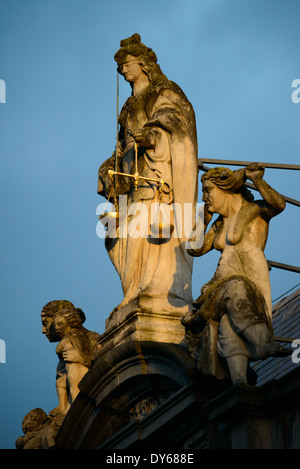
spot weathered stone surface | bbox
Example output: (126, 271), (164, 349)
(15, 408), (59, 450)
(54, 338), (300, 449)
(54, 340), (228, 449)
(97, 33), (198, 318)
(102, 307), (186, 354)
(202, 366), (300, 449)
(16, 301), (101, 449)
(182, 164), (291, 386)
(41, 301), (102, 417)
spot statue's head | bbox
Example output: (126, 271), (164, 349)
(114, 33), (166, 83)
(201, 167), (245, 191)
(201, 167), (254, 197)
(22, 408), (48, 433)
(41, 300), (75, 342)
(201, 167), (254, 214)
(53, 307), (86, 338)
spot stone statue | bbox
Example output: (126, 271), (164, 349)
(15, 408), (58, 449)
(98, 33), (198, 318)
(41, 299), (75, 343)
(16, 301), (101, 449)
(181, 163), (291, 385)
(41, 301), (101, 416)
(52, 307), (101, 415)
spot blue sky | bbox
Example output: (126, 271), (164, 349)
(0, 0), (299, 449)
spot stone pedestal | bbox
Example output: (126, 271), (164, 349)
(99, 307), (186, 354)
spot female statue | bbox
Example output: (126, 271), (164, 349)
(182, 163), (291, 385)
(98, 34), (198, 319)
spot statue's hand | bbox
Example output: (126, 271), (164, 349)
(98, 156), (116, 199)
(131, 128), (154, 148)
(62, 347), (84, 364)
(245, 163), (265, 183)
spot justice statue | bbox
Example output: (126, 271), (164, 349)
(181, 163), (291, 385)
(98, 34), (198, 318)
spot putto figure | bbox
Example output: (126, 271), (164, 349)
(16, 302), (101, 449)
(15, 407), (62, 450)
(182, 163), (291, 385)
(98, 34), (198, 318)
(52, 307), (101, 415)
(41, 301), (101, 415)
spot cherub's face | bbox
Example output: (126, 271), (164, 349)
(22, 413), (41, 433)
(53, 316), (70, 338)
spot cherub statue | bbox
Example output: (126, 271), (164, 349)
(15, 408), (57, 449)
(50, 307), (101, 415)
(41, 299), (75, 343)
(40, 301), (101, 416)
(17, 301), (101, 448)
(182, 163), (291, 386)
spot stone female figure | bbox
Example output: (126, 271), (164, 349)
(98, 34), (198, 320)
(182, 163), (291, 385)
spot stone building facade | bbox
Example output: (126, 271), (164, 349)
(54, 289), (300, 449)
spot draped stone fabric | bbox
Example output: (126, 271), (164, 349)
(98, 78), (198, 315)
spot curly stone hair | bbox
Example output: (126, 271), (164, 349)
(54, 307), (86, 329)
(41, 300), (75, 318)
(22, 408), (48, 432)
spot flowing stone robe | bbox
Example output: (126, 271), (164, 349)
(98, 79), (198, 317)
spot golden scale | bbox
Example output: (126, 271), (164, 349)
(99, 74), (174, 238)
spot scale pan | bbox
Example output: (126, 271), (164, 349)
(150, 222), (174, 239)
(99, 211), (120, 227)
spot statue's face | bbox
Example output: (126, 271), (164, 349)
(41, 316), (58, 342)
(53, 316), (70, 338)
(119, 54), (144, 83)
(202, 180), (225, 214)
(23, 413), (40, 432)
